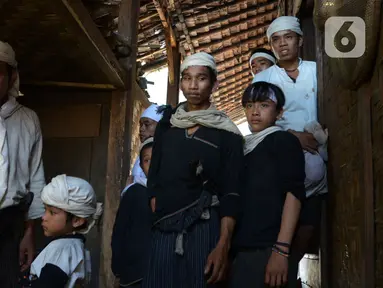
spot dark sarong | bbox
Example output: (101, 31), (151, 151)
(142, 208), (221, 288)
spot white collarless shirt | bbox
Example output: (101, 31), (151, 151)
(252, 60), (317, 132)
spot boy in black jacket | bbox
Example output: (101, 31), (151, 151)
(111, 138), (154, 287)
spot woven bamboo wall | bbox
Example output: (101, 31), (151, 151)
(319, 16), (383, 288)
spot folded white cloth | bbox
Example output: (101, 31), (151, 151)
(141, 104), (163, 122)
(266, 16), (303, 41)
(244, 126), (282, 155)
(180, 52), (217, 75)
(42, 175), (103, 234)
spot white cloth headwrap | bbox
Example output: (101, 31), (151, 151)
(141, 104), (163, 122)
(249, 52), (277, 76)
(170, 102), (242, 136)
(266, 16), (303, 41)
(41, 175), (103, 234)
(244, 126), (282, 155)
(121, 138), (153, 197)
(0, 41), (21, 98)
(180, 52), (217, 75)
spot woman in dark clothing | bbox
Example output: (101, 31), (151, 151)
(111, 138), (154, 288)
(230, 82), (306, 288)
(143, 52), (244, 288)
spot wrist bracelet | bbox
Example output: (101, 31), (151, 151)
(272, 244), (290, 256)
(272, 247), (289, 258)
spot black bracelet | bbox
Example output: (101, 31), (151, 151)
(275, 241), (291, 248)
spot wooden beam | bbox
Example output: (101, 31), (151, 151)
(58, 0), (125, 88)
(22, 81), (116, 90)
(139, 11), (159, 23)
(166, 35), (181, 107)
(153, 0), (176, 47)
(100, 0), (141, 287)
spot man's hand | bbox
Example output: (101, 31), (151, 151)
(150, 197), (156, 213)
(288, 130), (318, 154)
(264, 251), (288, 287)
(204, 241), (229, 284)
(19, 220), (35, 272)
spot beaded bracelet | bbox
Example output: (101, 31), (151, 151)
(272, 244), (290, 258)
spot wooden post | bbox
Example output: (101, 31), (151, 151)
(358, 84), (375, 288)
(100, 0), (140, 287)
(166, 33), (181, 107)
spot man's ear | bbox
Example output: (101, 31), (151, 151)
(212, 80), (219, 93)
(298, 36), (303, 48)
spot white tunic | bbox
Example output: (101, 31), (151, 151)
(252, 60), (317, 132)
(253, 60), (327, 196)
(31, 237), (90, 288)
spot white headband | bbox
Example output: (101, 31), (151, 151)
(180, 52), (217, 75)
(249, 52), (276, 69)
(266, 16), (303, 41)
(141, 104), (163, 122)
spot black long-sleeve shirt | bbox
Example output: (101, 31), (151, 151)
(111, 183), (152, 286)
(147, 125), (244, 220)
(234, 131), (306, 249)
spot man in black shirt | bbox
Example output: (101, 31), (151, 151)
(142, 52), (244, 288)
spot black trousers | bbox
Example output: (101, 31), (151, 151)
(229, 249), (299, 288)
(0, 205), (26, 288)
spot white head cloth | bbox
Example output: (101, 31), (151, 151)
(180, 52), (217, 75)
(42, 175), (103, 234)
(266, 16), (303, 41)
(121, 137), (154, 196)
(249, 52), (276, 67)
(141, 104), (163, 122)
(0, 41), (21, 98)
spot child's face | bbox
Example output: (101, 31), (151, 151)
(140, 146), (152, 177)
(42, 205), (71, 237)
(251, 57), (273, 75)
(245, 100), (282, 132)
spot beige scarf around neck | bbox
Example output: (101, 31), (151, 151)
(170, 103), (242, 136)
(244, 126), (282, 155)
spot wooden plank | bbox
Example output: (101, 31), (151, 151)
(358, 84), (375, 288)
(100, 0), (141, 286)
(166, 38), (181, 107)
(315, 27), (330, 288)
(57, 0), (125, 88)
(23, 81), (116, 90)
(36, 104), (101, 138)
(101, 91), (128, 288)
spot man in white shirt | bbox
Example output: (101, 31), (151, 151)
(0, 41), (45, 286)
(252, 16), (327, 279)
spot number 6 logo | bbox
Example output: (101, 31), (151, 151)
(325, 17), (365, 58)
